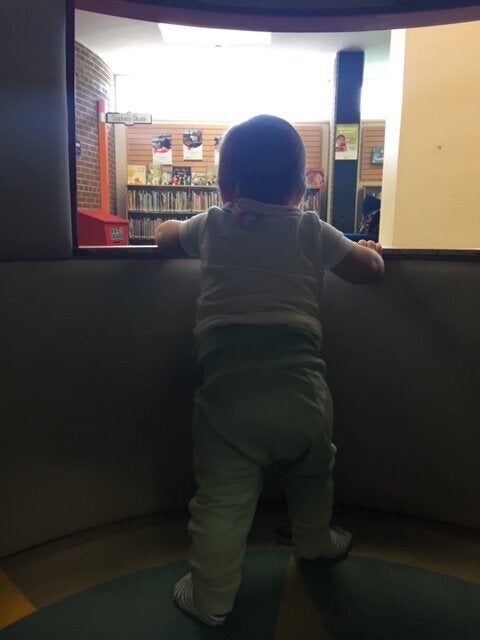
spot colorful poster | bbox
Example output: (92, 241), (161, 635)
(371, 145), (384, 164)
(334, 124), (359, 160)
(214, 135), (222, 165)
(183, 130), (203, 160)
(152, 135), (172, 165)
(305, 167), (325, 189)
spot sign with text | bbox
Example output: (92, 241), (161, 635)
(334, 124), (359, 160)
(105, 112), (152, 126)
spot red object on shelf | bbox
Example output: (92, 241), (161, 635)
(77, 209), (128, 246)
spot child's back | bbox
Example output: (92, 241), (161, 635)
(181, 199), (354, 343)
(155, 114), (384, 626)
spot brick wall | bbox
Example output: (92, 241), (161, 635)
(75, 42), (116, 214)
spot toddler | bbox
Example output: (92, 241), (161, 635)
(155, 114), (384, 626)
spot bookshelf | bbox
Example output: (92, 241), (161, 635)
(127, 184), (220, 243)
(128, 185), (323, 242)
(303, 188), (322, 215)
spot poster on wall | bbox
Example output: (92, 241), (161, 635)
(214, 136), (222, 165)
(334, 124), (359, 160)
(152, 135), (172, 164)
(305, 167), (325, 189)
(371, 145), (384, 164)
(183, 129), (203, 160)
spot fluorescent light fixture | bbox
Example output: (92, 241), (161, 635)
(158, 23), (271, 46)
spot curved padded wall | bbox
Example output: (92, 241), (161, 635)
(322, 259), (480, 525)
(0, 0), (72, 260)
(0, 256), (479, 558)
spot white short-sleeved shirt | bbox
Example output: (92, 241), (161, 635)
(179, 198), (354, 342)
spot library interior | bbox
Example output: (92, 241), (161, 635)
(1, 1), (479, 638)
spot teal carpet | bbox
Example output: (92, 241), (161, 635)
(1, 551), (479, 639)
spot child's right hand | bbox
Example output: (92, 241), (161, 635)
(357, 239), (383, 255)
(332, 238), (384, 282)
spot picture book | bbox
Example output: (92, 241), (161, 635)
(127, 165), (147, 185)
(205, 164), (217, 186)
(161, 165), (173, 185)
(192, 170), (207, 186)
(146, 163), (162, 185)
(172, 166), (192, 186)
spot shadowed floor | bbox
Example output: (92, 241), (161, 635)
(1, 506), (479, 638)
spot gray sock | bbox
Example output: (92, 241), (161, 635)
(173, 573), (227, 626)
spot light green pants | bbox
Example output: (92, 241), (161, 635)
(188, 325), (336, 615)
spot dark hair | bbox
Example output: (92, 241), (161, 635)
(218, 114), (306, 206)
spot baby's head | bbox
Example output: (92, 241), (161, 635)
(218, 114), (306, 206)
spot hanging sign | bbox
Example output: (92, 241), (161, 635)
(105, 112), (152, 126)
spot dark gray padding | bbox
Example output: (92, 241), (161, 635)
(0, 0), (72, 260)
(0, 257), (479, 558)
(0, 259), (199, 557)
(322, 260), (480, 527)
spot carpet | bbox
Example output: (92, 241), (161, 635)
(1, 551), (478, 639)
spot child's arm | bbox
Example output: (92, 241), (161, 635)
(155, 220), (188, 257)
(330, 239), (384, 284)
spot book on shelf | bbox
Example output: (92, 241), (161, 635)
(161, 165), (173, 185)
(205, 164), (217, 186)
(127, 165), (147, 185)
(172, 166), (192, 186)
(302, 190), (321, 213)
(146, 163), (162, 185)
(192, 170), (207, 186)
(129, 213), (197, 241)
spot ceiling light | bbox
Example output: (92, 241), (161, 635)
(158, 23), (271, 47)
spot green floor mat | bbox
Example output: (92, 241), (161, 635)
(1, 551), (479, 639)
(0, 551), (289, 640)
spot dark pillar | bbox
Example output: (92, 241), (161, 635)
(331, 51), (364, 233)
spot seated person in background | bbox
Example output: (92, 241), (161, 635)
(358, 194), (381, 239)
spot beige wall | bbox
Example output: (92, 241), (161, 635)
(381, 21), (480, 249)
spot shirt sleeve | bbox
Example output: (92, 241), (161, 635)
(178, 212), (208, 258)
(319, 219), (355, 270)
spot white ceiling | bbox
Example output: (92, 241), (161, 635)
(75, 9), (391, 77)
